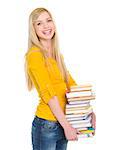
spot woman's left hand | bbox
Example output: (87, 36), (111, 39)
(91, 112), (96, 135)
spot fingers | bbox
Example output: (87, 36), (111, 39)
(68, 135), (78, 141)
(75, 129), (80, 134)
(92, 130), (95, 136)
(92, 119), (96, 129)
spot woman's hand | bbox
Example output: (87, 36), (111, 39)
(63, 124), (79, 141)
(91, 112), (96, 135)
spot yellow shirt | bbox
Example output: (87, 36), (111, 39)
(26, 46), (77, 121)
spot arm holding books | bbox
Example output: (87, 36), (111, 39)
(48, 96), (79, 141)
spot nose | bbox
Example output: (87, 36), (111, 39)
(43, 22), (49, 29)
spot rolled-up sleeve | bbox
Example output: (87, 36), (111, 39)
(27, 51), (57, 104)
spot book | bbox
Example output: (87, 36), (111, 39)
(79, 129), (94, 134)
(77, 127), (94, 132)
(68, 115), (92, 124)
(66, 106), (93, 115)
(66, 105), (91, 111)
(66, 114), (90, 121)
(77, 133), (93, 138)
(66, 103), (90, 108)
(66, 90), (92, 98)
(77, 127), (88, 131)
(65, 84), (96, 138)
(71, 122), (92, 128)
(77, 127), (95, 137)
(67, 95), (95, 102)
(68, 100), (90, 105)
(65, 110), (93, 118)
(68, 84), (92, 91)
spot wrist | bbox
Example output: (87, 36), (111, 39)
(62, 120), (71, 130)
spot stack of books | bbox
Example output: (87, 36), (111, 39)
(65, 84), (95, 138)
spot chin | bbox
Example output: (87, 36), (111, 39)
(44, 36), (52, 40)
(41, 34), (54, 40)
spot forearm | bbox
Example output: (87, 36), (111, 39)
(48, 96), (71, 129)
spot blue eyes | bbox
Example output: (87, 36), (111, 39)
(37, 20), (52, 26)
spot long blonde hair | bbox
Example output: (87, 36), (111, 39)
(24, 7), (70, 91)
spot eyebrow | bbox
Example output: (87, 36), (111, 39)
(36, 17), (52, 22)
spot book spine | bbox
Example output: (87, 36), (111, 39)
(71, 123), (91, 128)
(66, 91), (92, 98)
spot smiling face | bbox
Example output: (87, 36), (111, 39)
(33, 11), (55, 41)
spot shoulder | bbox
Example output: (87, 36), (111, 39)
(27, 46), (43, 58)
(28, 46), (41, 55)
(26, 46), (44, 63)
(29, 45), (40, 52)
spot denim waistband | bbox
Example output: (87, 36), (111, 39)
(34, 115), (60, 124)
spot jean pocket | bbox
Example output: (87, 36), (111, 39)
(42, 121), (60, 132)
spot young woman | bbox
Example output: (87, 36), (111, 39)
(24, 7), (96, 150)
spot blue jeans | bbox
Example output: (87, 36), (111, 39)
(31, 116), (68, 150)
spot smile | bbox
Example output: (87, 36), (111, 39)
(42, 29), (52, 35)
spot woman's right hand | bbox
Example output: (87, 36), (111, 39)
(63, 124), (79, 141)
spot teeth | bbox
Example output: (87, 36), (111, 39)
(43, 30), (51, 35)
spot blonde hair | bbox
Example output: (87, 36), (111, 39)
(24, 7), (70, 91)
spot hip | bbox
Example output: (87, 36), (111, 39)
(31, 116), (68, 142)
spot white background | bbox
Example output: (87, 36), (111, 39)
(0, 0), (114, 149)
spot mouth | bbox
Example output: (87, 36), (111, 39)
(42, 29), (52, 36)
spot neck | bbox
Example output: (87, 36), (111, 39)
(40, 39), (52, 52)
